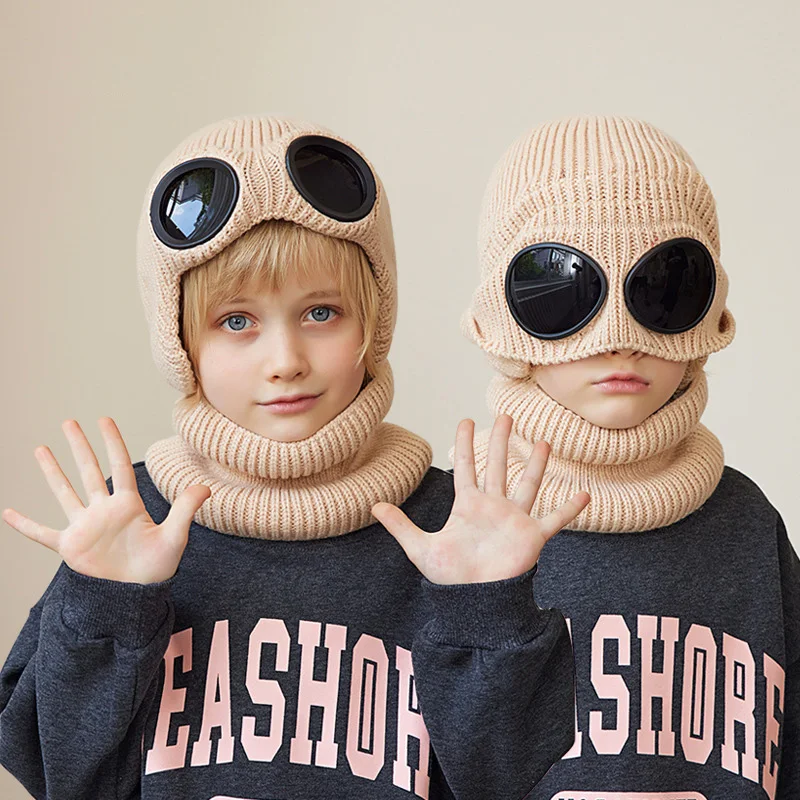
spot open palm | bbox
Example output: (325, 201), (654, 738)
(372, 414), (590, 584)
(2, 417), (210, 584)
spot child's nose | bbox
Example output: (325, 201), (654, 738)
(264, 330), (309, 380)
(607, 348), (640, 358)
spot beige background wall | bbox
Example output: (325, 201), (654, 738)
(1, 1), (798, 795)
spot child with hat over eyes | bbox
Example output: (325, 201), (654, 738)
(0, 115), (591, 800)
(460, 114), (800, 797)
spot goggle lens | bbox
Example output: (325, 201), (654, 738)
(505, 244), (607, 339)
(624, 238), (716, 333)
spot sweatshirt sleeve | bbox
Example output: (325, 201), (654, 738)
(0, 553), (176, 800)
(776, 513), (800, 799)
(411, 561), (575, 800)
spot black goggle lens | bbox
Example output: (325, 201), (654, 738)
(151, 158), (239, 249)
(286, 136), (376, 222)
(624, 238), (716, 333)
(505, 244), (607, 339)
(150, 137), (377, 250)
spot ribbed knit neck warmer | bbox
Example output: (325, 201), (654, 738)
(137, 116), (432, 540)
(458, 116), (736, 533)
(144, 363), (432, 540)
(470, 359), (726, 532)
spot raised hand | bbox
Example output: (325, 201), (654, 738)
(372, 414), (590, 585)
(2, 417), (211, 584)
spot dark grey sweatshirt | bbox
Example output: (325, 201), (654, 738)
(524, 465), (800, 799)
(0, 462), (575, 800)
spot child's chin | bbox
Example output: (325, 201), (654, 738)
(262, 422), (320, 442)
(260, 411), (337, 442)
(247, 418), (320, 443)
(576, 400), (654, 430)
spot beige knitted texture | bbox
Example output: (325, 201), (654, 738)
(463, 115), (735, 372)
(146, 425), (433, 540)
(139, 117), (432, 539)
(172, 359), (394, 481)
(492, 358), (709, 466)
(145, 423), (431, 540)
(456, 361), (725, 533)
(145, 356), (433, 540)
(137, 115), (398, 394)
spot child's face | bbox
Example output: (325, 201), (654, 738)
(534, 350), (688, 429)
(195, 269), (366, 443)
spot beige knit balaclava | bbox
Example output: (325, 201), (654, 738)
(137, 115), (432, 540)
(459, 115), (736, 532)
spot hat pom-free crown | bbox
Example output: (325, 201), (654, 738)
(464, 115), (736, 372)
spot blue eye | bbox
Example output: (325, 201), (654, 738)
(221, 315), (251, 332)
(308, 306), (337, 322)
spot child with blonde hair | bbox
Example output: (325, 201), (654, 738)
(0, 115), (590, 799)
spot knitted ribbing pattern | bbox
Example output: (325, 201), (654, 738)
(145, 363), (433, 540)
(462, 115), (735, 373)
(464, 359), (725, 532)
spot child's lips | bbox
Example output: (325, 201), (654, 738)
(259, 394), (322, 414)
(592, 380), (650, 394)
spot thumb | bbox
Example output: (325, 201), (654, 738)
(163, 484), (211, 545)
(371, 502), (423, 565)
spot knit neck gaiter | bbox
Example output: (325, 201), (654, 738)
(145, 363), (433, 540)
(467, 358), (724, 532)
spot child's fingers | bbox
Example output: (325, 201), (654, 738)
(162, 485), (211, 548)
(452, 419), (477, 494)
(537, 491), (591, 542)
(62, 419), (109, 502)
(484, 414), (512, 497)
(2, 507), (60, 552)
(512, 441), (550, 514)
(371, 502), (423, 564)
(34, 445), (85, 523)
(98, 417), (137, 495)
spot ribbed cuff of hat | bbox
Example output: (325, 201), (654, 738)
(419, 562), (549, 648)
(60, 563), (175, 650)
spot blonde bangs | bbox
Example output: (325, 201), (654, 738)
(179, 219), (379, 410)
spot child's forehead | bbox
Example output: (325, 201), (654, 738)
(228, 267), (343, 300)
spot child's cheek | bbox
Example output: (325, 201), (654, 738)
(320, 346), (363, 380)
(198, 339), (258, 388)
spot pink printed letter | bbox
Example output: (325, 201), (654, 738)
(762, 652), (785, 799)
(289, 620), (347, 768)
(146, 628), (193, 774)
(242, 618), (291, 762)
(346, 634), (389, 780)
(637, 615), (678, 756)
(191, 620), (235, 766)
(589, 614), (631, 755)
(393, 646), (430, 798)
(680, 623), (717, 765)
(561, 617), (582, 759)
(720, 632), (759, 782)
